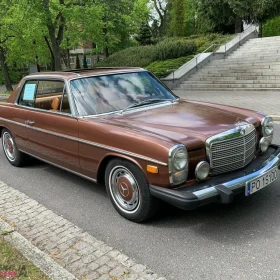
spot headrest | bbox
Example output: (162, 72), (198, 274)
(51, 97), (61, 110)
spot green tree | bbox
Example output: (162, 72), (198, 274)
(151, 0), (172, 37)
(198, 0), (280, 34)
(263, 16), (280, 37)
(171, 0), (185, 36)
(198, 0), (237, 33)
(135, 23), (153, 45)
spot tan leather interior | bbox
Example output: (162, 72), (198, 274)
(34, 95), (61, 111)
(51, 97), (61, 111)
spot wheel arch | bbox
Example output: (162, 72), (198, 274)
(0, 126), (6, 137)
(97, 153), (145, 184)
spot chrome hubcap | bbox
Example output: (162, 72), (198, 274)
(2, 132), (16, 162)
(109, 166), (140, 212)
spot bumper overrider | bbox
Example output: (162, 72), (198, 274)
(150, 145), (280, 210)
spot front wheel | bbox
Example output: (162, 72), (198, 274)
(105, 159), (159, 223)
(1, 128), (28, 167)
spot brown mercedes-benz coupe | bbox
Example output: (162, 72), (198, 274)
(0, 68), (279, 222)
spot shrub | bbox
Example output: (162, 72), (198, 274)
(146, 55), (194, 78)
(263, 16), (280, 37)
(0, 70), (22, 85)
(97, 39), (197, 68)
(97, 34), (234, 74)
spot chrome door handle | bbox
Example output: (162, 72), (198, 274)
(25, 120), (35, 126)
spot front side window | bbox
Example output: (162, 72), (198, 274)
(18, 80), (38, 107)
(18, 79), (71, 114)
(70, 71), (176, 116)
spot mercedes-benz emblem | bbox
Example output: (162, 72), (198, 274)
(119, 182), (130, 198)
(240, 129), (245, 135)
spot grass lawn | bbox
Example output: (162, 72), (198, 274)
(0, 235), (49, 280)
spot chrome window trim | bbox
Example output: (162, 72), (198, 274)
(19, 150), (98, 183)
(13, 105), (74, 117)
(14, 77), (78, 117)
(68, 70), (178, 117)
(0, 117), (167, 167)
(67, 69), (147, 83)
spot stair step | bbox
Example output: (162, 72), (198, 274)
(176, 87), (280, 91)
(210, 61), (280, 66)
(229, 52), (280, 57)
(188, 76), (280, 81)
(178, 83), (280, 88)
(183, 80), (280, 84)
(204, 65), (280, 70)
(192, 72), (280, 77)
(174, 36), (280, 92)
(219, 57), (280, 62)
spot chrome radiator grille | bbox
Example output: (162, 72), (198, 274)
(208, 125), (257, 175)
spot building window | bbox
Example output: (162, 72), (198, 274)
(70, 57), (75, 64)
(86, 58), (92, 65)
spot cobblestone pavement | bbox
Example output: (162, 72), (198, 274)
(174, 90), (280, 118)
(0, 181), (166, 280)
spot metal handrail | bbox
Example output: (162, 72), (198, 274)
(194, 44), (221, 67)
(180, 25), (258, 70)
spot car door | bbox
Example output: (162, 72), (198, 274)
(3, 81), (36, 153)
(20, 79), (80, 173)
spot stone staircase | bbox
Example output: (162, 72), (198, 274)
(176, 36), (280, 91)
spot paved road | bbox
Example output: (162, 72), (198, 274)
(0, 125), (280, 280)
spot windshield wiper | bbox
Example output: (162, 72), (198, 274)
(121, 98), (175, 114)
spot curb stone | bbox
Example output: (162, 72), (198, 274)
(0, 181), (167, 280)
(270, 115), (280, 122)
(0, 219), (77, 280)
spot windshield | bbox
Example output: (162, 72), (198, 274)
(70, 71), (176, 116)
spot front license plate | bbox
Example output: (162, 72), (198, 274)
(246, 167), (278, 196)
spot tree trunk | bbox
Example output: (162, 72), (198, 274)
(44, 36), (55, 71)
(0, 46), (13, 91)
(235, 17), (242, 33)
(103, 24), (109, 58)
(48, 26), (62, 70)
(104, 47), (109, 58)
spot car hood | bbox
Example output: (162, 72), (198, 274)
(101, 100), (259, 150)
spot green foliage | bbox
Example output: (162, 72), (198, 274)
(146, 55), (194, 77)
(0, 70), (21, 85)
(198, 0), (236, 34)
(97, 39), (197, 67)
(195, 33), (234, 52)
(97, 33), (234, 77)
(171, 0), (185, 36)
(135, 23), (153, 45)
(263, 16), (280, 37)
(0, 237), (50, 279)
(198, 0), (280, 34)
(228, 0), (280, 22)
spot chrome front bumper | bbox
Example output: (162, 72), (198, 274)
(150, 145), (280, 210)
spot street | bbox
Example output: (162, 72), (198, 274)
(0, 124), (280, 280)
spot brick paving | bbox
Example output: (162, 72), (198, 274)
(0, 181), (166, 280)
